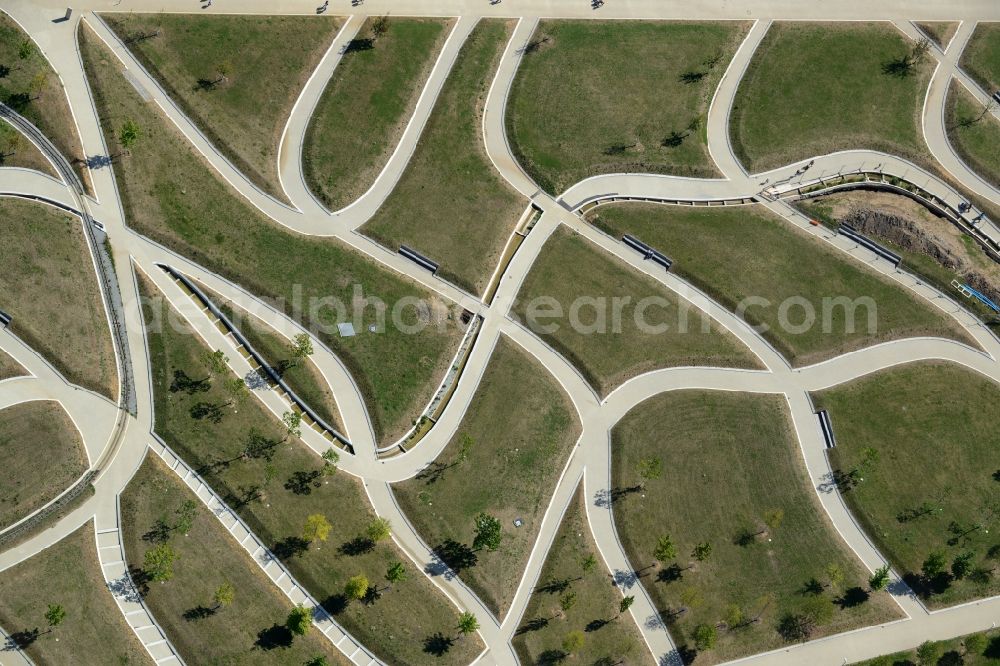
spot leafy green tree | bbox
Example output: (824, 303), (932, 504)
(321, 449), (339, 475)
(282, 410), (302, 438)
(951, 551), (975, 580)
(679, 586), (703, 610)
(289, 333), (313, 365)
(562, 630), (585, 655)
(692, 542), (712, 562)
(763, 508), (784, 532)
(17, 39), (34, 61)
(580, 553), (597, 574)
(344, 575), (369, 601)
(367, 517), (391, 543)
(286, 605), (311, 636)
(44, 604), (65, 629)
(868, 565), (891, 591)
(619, 595), (634, 616)
(825, 563), (844, 590)
(371, 15), (389, 40)
(302, 514), (331, 544)
(385, 562), (407, 588)
(559, 590), (577, 613)
(964, 633), (987, 656)
(201, 348), (228, 375)
(693, 623), (717, 651)
(457, 611), (479, 637)
(472, 513), (502, 551)
(654, 534), (677, 563)
(224, 377), (248, 410)
(118, 119), (141, 153)
(723, 603), (744, 629)
(305, 657), (329, 666)
(143, 543), (179, 582)
(916, 640), (941, 665)
(922, 551), (948, 579)
(243, 428), (278, 462)
(174, 499), (197, 535)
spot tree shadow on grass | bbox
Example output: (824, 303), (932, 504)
(342, 37), (374, 54)
(321, 593), (349, 616)
(338, 536), (375, 556)
(835, 587), (870, 608)
(272, 536), (309, 560)
(254, 624), (293, 650)
(515, 617), (549, 635)
(423, 632), (454, 656)
(182, 605), (217, 621)
(427, 540), (477, 579)
(284, 470), (322, 495)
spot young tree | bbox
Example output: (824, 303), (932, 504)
(868, 565), (891, 591)
(344, 575), (369, 601)
(321, 449), (339, 476)
(282, 410), (302, 438)
(118, 119), (141, 153)
(562, 630), (585, 655)
(371, 15), (389, 40)
(951, 551), (975, 580)
(44, 604), (65, 630)
(825, 563), (844, 591)
(224, 377), (248, 411)
(143, 543), (179, 582)
(28, 72), (47, 100)
(213, 581), (235, 610)
(637, 457), (662, 486)
(619, 595), (634, 616)
(456, 433), (474, 464)
(723, 603), (744, 629)
(679, 586), (703, 611)
(367, 517), (391, 543)
(693, 623), (717, 651)
(215, 60), (231, 85)
(922, 551), (948, 579)
(302, 514), (331, 544)
(242, 428), (278, 462)
(385, 561), (407, 588)
(911, 37), (932, 63)
(17, 39), (35, 62)
(289, 333), (313, 364)
(692, 542), (712, 562)
(457, 611), (479, 637)
(580, 553), (597, 574)
(559, 590), (577, 614)
(174, 499), (198, 535)
(201, 348), (229, 376)
(964, 633), (987, 656)
(916, 640), (941, 665)
(763, 508), (784, 532)
(305, 657), (329, 666)
(472, 513), (503, 552)
(286, 605), (311, 636)
(654, 534), (677, 563)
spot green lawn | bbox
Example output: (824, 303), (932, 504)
(512, 485), (645, 665)
(946, 80), (1000, 190)
(731, 22), (933, 173)
(612, 390), (901, 662)
(916, 22), (958, 49)
(507, 20), (748, 194)
(394, 336), (581, 619)
(0, 198), (117, 399)
(101, 13), (342, 201)
(0, 12), (89, 189)
(304, 17), (450, 210)
(0, 349), (24, 380)
(0, 401), (86, 530)
(590, 202), (974, 366)
(0, 523), (150, 664)
(813, 362), (1000, 609)
(855, 628), (1000, 665)
(121, 454), (348, 664)
(201, 284), (343, 432)
(961, 23), (1000, 94)
(360, 19), (524, 296)
(82, 24), (460, 443)
(139, 275), (483, 666)
(514, 226), (761, 394)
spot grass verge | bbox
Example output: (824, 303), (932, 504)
(507, 20), (749, 194)
(139, 274), (482, 665)
(612, 390), (901, 663)
(81, 23), (460, 443)
(0, 198), (117, 399)
(730, 22), (933, 173)
(394, 336), (582, 619)
(0, 401), (87, 530)
(916, 22), (958, 49)
(199, 283), (343, 432)
(122, 454), (347, 664)
(0, 121), (58, 176)
(813, 362), (1000, 609)
(961, 23), (1000, 94)
(512, 484), (645, 665)
(0, 522), (149, 663)
(854, 628), (1000, 665)
(100, 12), (342, 202)
(513, 226), (761, 395)
(589, 202), (975, 366)
(946, 80), (1000, 190)
(360, 19), (525, 296)
(0, 349), (24, 380)
(303, 17), (450, 210)
(0, 11), (90, 190)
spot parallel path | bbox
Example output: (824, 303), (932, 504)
(0, 4), (999, 666)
